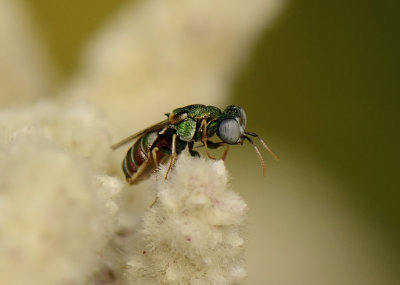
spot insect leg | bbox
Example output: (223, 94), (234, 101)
(150, 197), (158, 208)
(146, 147), (161, 207)
(126, 156), (151, 184)
(158, 127), (168, 135)
(200, 119), (216, 160)
(151, 147), (160, 168)
(222, 145), (229, 161)
(205, 140), (229, 161)
(165, 133), (177, 179)
(188, 141), (200, 157)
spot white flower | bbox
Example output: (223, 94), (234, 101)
(0, 127), (122, 285)
(0, 0), (285, 284)
(125, 154), (248, 285)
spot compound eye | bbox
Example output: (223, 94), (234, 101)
(218, 118), (241, 144)
(240, 108), (247, 128)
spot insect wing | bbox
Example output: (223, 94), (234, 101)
(110, 119), (170, 150)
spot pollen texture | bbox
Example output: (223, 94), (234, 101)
(125, 154), (248, 285)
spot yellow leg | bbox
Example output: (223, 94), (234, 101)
(151, 147), (159, 168)
(200, 119), (216, 160)
(150, 196), (158, 208)
(150, 147), (159, 207)
(126, 157), (151, 185)
(221, 145), (229, 161)
(165, 134), (177, 179)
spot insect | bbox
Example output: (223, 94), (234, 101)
(111, 104), (278, 184)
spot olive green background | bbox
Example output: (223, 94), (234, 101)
(234, 0), (400, 251)
(29, 0), (399, 283)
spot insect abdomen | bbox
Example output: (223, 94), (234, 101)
(122, 131), (159, 183)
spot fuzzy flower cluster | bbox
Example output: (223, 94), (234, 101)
(0, 101), (123, 285)
(125, 155), (248, 285)
(0, 0), (285, 284)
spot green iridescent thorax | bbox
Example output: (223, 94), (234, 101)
(172, 104), (222, 121)
(170, 104), (222, 142)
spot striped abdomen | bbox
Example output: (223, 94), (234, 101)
(122, 131), (165, 184)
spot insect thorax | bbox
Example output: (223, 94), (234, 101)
(172, 104), (222, 121)
(171, 105), (222, 142)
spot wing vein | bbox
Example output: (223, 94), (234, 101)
(110, 119), (170, 150)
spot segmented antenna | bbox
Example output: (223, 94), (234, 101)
(244, 136), (266, 176)
(245, 132), (279, 161)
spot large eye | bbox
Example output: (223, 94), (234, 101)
(218, 118), (241, 144)
(240, 108), (247, 128)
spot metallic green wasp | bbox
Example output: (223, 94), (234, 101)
(111, 104), (278, 184)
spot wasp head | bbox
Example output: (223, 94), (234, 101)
(216, 105), (247, 145)
(217, 105), (278, 176)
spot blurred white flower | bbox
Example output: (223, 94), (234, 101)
(0, 0), (286, 284)
(0, 127), (122, 285)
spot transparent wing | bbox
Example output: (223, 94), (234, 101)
(110, 119), (170, 150)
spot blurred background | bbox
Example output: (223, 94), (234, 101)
(7, 0), (400, 284)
